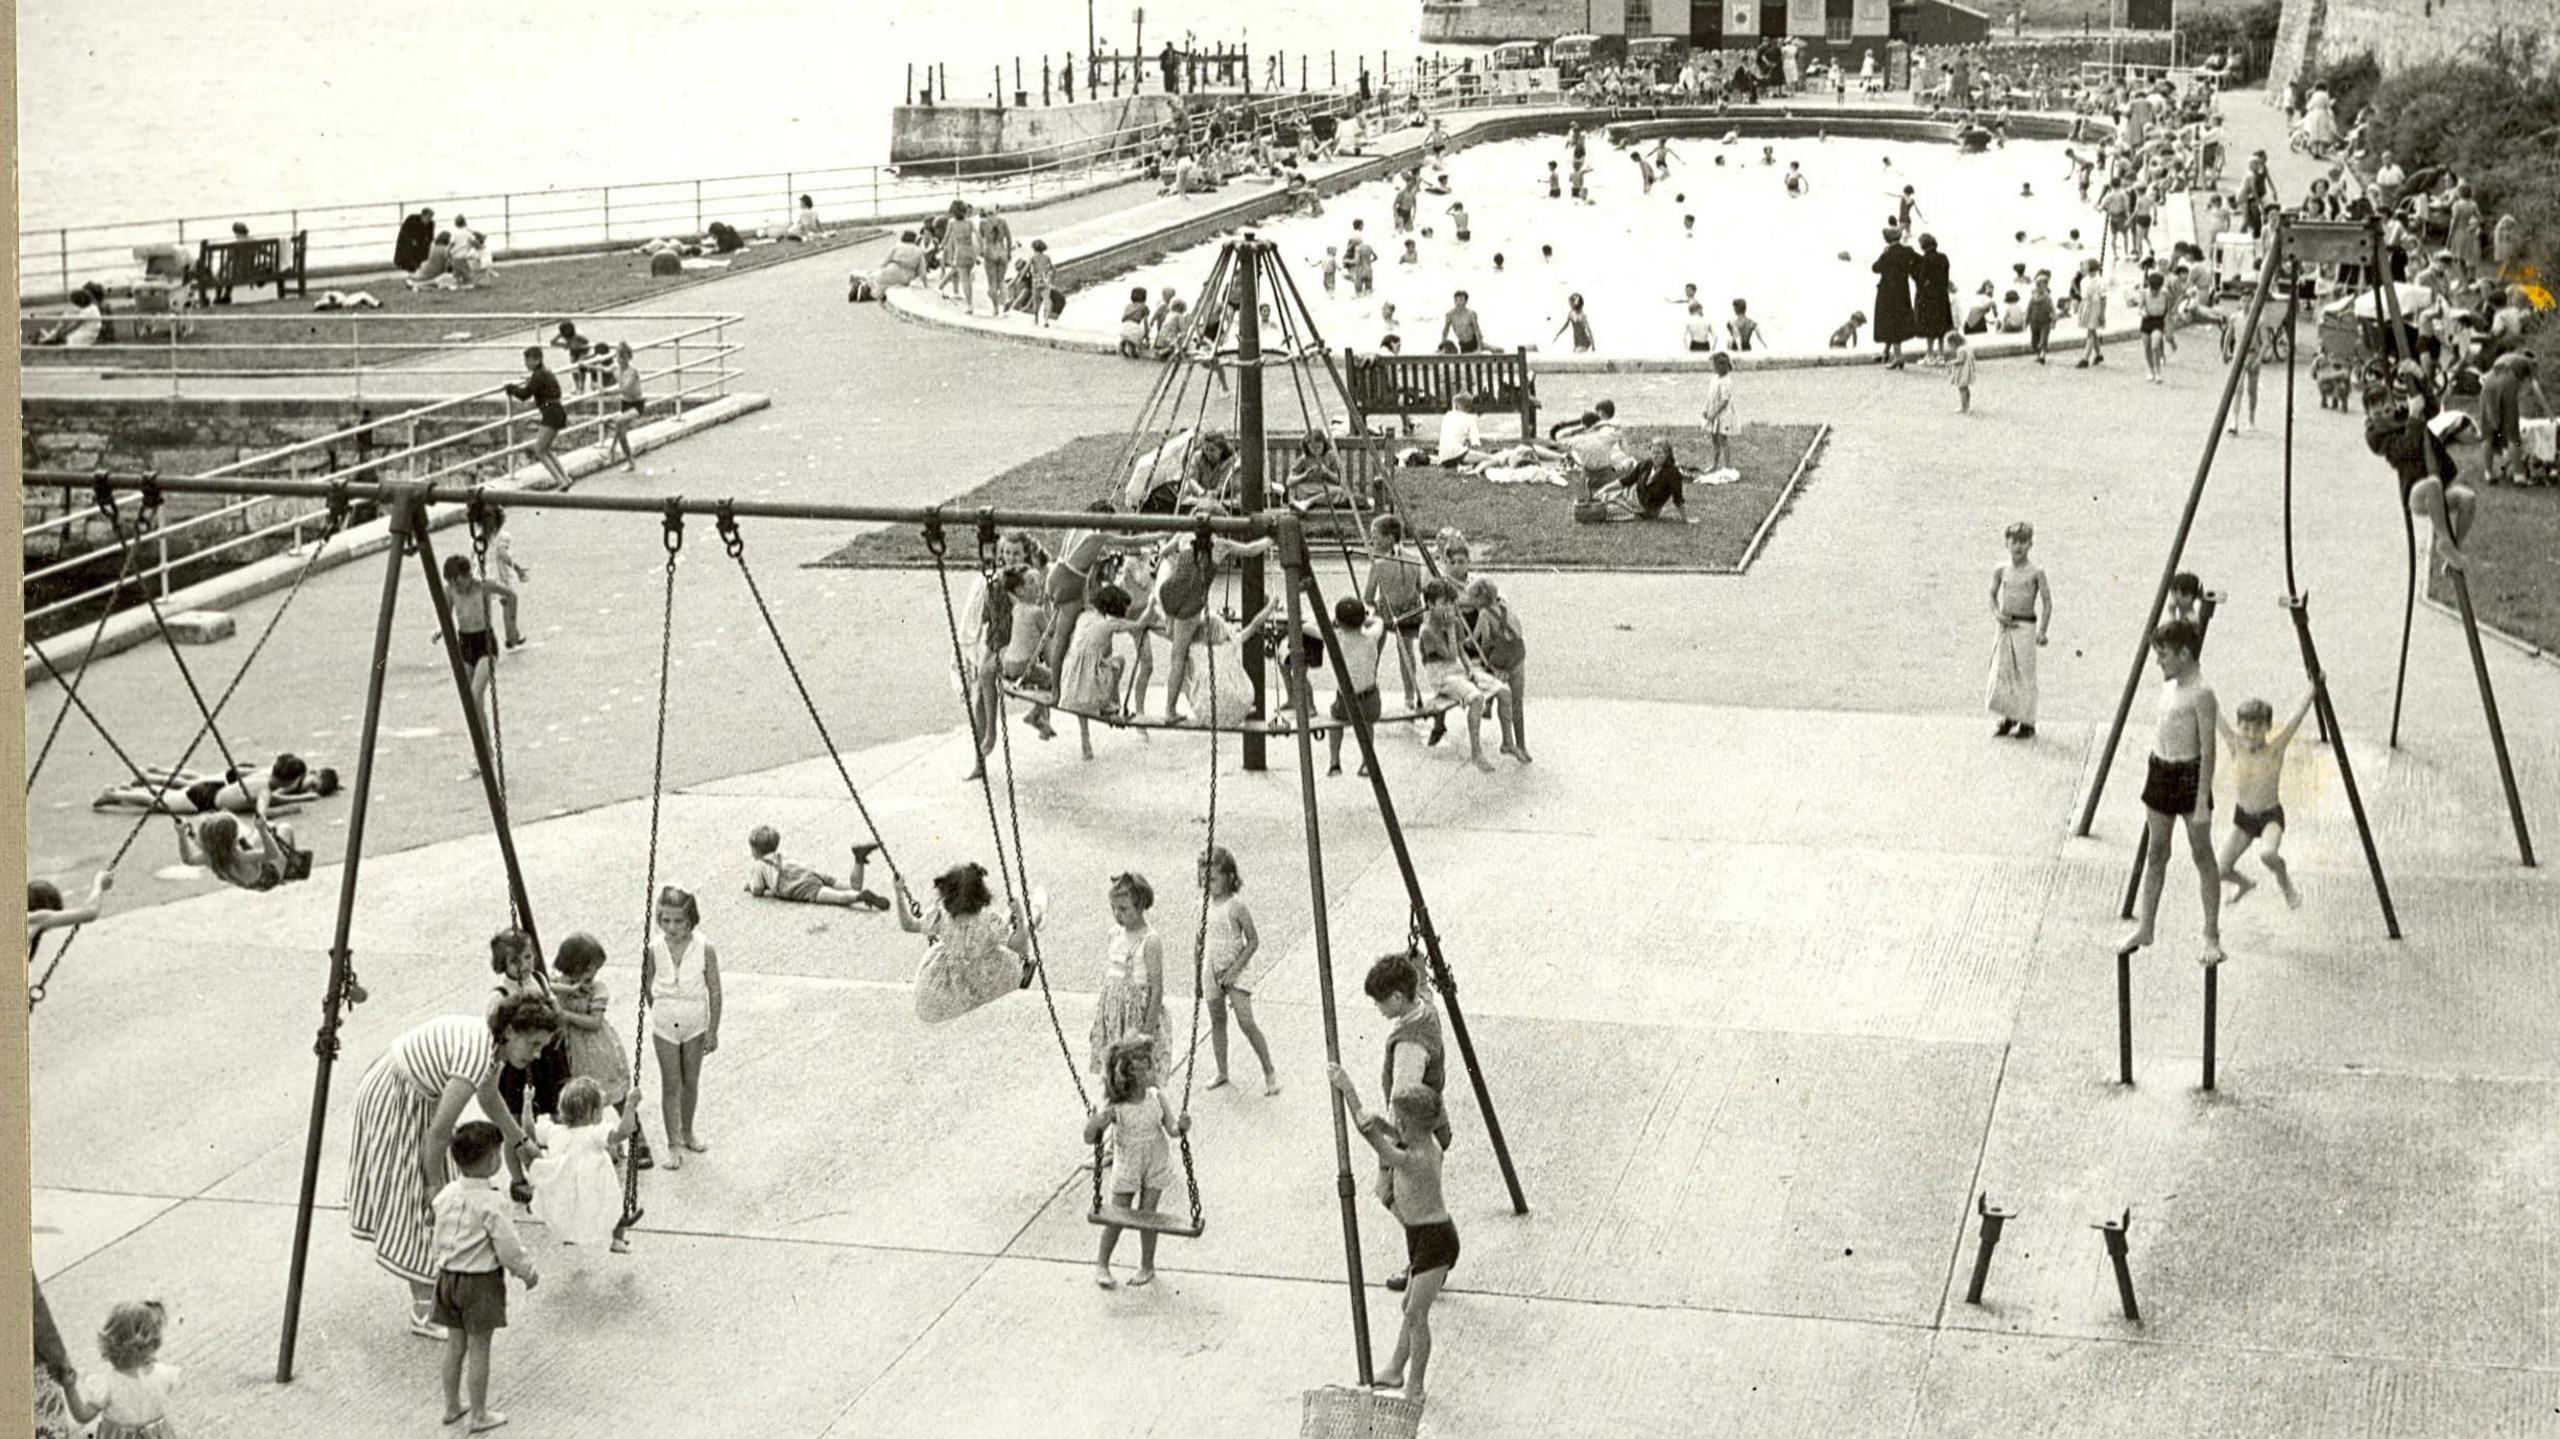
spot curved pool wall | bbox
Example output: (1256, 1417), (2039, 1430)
(885, 104), (2147, 372)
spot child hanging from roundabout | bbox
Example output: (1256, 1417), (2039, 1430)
(896, 861), (1042, 1024)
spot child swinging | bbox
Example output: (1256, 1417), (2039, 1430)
(895, 862), (1043, 1024)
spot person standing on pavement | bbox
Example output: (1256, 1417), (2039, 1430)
(504, 348), (573, 489)
(977, 207), (1013, 307)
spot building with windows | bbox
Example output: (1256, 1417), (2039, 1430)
(1419, 0), (1974, 53)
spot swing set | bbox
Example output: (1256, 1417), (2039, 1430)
(30, 235), (1530, 1419)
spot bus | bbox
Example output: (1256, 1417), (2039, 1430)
(1488, 40), (1547, 71)
(1551, 33), (1624, 83)
(1625, 36), (1689, 82)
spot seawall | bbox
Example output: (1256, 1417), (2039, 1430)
(892, 96), (1180, 177)
(2270, 0), (2560, 94)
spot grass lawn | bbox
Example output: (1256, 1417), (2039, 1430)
(2428, 480), (2560, 654)
(819, 424), (1827, 573)
(20, 230), (874, 374)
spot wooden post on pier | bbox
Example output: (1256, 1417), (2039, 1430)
(1043, 57), (1053, 105)
(1015, 57), (1026, 107)
(1331, 51), (1338, 87)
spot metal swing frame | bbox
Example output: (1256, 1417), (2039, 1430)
(2071, 212), (2536, 926)
(40, 232), (1532, 1396)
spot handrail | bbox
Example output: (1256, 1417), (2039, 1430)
(19, 85), (1381, 304)
(22, 321), (747, 630)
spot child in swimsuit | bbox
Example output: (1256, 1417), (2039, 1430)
(1325, 1063), (1456, 1403)
(1198, 846), (1276, 1095)
(441, 556), (512, 777)
(1360, 515), (1428, 714)
(640, 886), (720, 1169)
(744, 825), (890, 910)
(1083, 1035), (1189, 1289)
(2217, 691), (2313, 910)
(2123, 619), (2224, 964)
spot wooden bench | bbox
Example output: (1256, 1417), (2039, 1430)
(1343, 348), (1537, 439)
(194, 231), (308, 303)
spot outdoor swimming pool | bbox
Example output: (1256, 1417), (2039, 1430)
(1063, 131), (2111, 360)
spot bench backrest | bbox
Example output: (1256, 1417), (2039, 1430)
(198, 237), (282, 282)
(1343, 349), (1538, 435)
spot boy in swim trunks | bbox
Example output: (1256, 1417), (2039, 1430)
(1361, 516), (1429, 715)
(743, 826), (890, 910)
(1326, 1061), (1456, 1404)
(2217, 691), (2312, 909)
(2122, 620), (2224, 964)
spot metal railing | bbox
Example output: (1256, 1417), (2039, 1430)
(18, 87), (1374, 305)
(21, 310), (740, 402)
(21, 318), (745, 632)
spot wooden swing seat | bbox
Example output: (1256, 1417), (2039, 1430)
(1089, 1203), (1206, 1238)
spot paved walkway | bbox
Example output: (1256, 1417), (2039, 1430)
(22, 91), (2560, 1435)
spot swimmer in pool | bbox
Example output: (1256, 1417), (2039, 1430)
(1784, 162), (1808, 197)
(1760, 145), (1775, 166)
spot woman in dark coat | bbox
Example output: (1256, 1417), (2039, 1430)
(1871, 228), (1919, 369)
(1913, 233), (1956, 362)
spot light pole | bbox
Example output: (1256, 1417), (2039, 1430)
(1087, 0), (1097, 73)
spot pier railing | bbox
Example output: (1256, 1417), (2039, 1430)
(18, 87), (1376, 306)
(19, 310), (742, 402)
(21, 314), (745, 633)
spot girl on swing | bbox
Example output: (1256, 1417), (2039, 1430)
(896, 862), (1044, 1024)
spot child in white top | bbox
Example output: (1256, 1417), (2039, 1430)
(528, 1076), (639, 1252)
(1082, 1036), (1190, 1288)
(1701, 352), (1739, 472)
(1315, 596), (1388, 777)
(641, 886), (720, 1170)
(485, 506), (531, 649)
(1947, 330), (1978, 412)
(69, 1300), (182, 1439)
(1198, 846), (1277, 1094)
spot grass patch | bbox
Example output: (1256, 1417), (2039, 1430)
(21, 230), (874, 374)
(2428, 481), (2560, 654)
(819, 423), (1825, 572)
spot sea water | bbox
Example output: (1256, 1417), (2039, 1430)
(13, 0), (1440, 230)
(1064, 134), (2105, 358)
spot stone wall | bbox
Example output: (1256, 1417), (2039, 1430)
(2271, 0), (2560, 93)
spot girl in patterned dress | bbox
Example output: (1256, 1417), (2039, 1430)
(345, 998), (560, 1339)
(549, 932), (646, 1170)
(896, 862), (1040, 1024)
(67, 1301), (180, 1439)
(1088, 873), (1169, 1081)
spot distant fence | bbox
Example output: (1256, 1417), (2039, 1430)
(21, 314), (743, 635)
(18, 84), (1399, 306)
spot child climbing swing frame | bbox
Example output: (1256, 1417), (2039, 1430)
(2072, 213), (2537, 934)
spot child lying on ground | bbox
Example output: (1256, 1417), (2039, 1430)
(744, 826), (890, 910)
(94, 755), (335, 814)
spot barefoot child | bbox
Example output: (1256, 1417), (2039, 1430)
(1083, 1037), (1191, 1288)
(1199, 847), (1278, 1094)
(1088, 872), (1169, 1080)
(67, 1300), (183, 1439)
(1987, 522), (2051, 739)
(1701, 351), (1738, 472)
(1056, 582), (1160, 760)
(640, 886), (720, 1169)
(2217, 691), (2313, 909)
(427, 1122), (540, 1433)
(1947, 329), (1977, 412)
(527, 1076), (639, 1253)
(2121, 620), (2224, 964)
(744, 826), (890, 910)
(1419, 580), (1514, 771)
(1313, 597), (1387, 776)
(896, 862), (1040, 1023)
(1361, 517), (1429, 715)
(1325, 1064), (1457, 1404)
(1466, 578), (1532, 761)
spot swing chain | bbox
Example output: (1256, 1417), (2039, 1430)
(716, 502), (744, 560)
(974, 509), (999, 571)
(922, 510), (948, 559)
(661, 500), (685, 561)
(467, 490), (494, 561)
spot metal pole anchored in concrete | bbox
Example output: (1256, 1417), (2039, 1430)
(2200, 958), (2219, 1091)
(2116, 947), (2134, 1086)
(1234, 237), (1269, 774)
(1963, 1194), (2015, 1305)
(2095, 1210), (2140, 1322)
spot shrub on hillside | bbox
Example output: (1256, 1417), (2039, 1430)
(2364, 47), (2560, 312)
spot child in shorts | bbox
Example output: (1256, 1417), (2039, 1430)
(1465, 578), (1531, 762)
(2217, 691), (2313, 909)
(744, 825), (890, 910)
(1325, 1064), (1456, 1404)
(2122, 620), (2224, 964)
(1361, 516), (1428, 715)
(431, 1121), (540, 1434)
(1312, 596), (1387, 776)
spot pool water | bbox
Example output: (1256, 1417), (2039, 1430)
(1066, 133), (2109, 359)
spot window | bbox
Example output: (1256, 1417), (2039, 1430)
(1627, 0), (1652, 30)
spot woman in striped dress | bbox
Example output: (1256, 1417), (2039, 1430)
(345, 993), (561, 1338)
